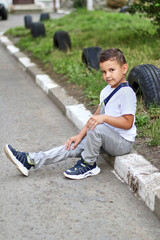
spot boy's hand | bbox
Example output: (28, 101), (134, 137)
(65, 134), (82, 151)
(87, 115), (104, 130)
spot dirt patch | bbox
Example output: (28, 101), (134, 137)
(134, 138), (160, 170)
(28, 53), (160, 171)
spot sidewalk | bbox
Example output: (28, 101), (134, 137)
(1, 31), (160, 221)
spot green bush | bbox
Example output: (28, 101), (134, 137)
(131, 0), (160, 35)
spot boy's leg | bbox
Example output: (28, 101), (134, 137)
(30, 138), (85, 169)
(4, 145), (32, 177)
(64, 123), (133, 179)
(82, 123), (133, 165)
(4, 138), (85, 176)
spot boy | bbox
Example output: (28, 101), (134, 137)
(4, 48), (137, 180)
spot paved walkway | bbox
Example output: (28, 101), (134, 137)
(0, 12), (160, 240)
(0, 12), (65, 32)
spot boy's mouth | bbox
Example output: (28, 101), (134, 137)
(106, 79), (113, 84)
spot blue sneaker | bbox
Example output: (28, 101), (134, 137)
(4, 144), (33, 176)
(64, 158), (100, 180)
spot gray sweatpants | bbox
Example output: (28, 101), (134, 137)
(29, 124), (133, 169)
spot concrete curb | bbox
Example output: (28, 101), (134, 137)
(1, 33), (160, 219)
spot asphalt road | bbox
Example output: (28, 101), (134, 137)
(0, 12), (160, 240)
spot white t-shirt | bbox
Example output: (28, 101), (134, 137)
(99, 84), (137, 142)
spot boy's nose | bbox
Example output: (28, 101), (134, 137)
(106, 71), (111, 78)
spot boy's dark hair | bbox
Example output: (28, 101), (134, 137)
(99, 48), (127, 65)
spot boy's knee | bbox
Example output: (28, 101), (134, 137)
(87, 124), (103, 138)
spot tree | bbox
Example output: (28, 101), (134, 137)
(73, 0), (93, 10)
(131, 0), (160, 35)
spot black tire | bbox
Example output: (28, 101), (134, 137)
(40, 12), (50, 21)
(2, 9), (8, 20)
(31, 22), (46, 38)
(53, 31), (71, 52)
(128, 64), (160, 106)
(82, 47), (102, 70)
(24, 15), (32, 29)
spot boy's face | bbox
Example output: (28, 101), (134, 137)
(100, 59), (128, 88)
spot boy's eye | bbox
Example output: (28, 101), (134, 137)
(110, 69), (114, 72)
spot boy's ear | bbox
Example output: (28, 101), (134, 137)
(123, 64), (128, 74)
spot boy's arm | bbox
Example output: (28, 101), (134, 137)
(93, 106), (100, 115)
(65, 106), (100, 150)
(86, 114), (134, 131)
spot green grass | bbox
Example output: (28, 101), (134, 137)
(6, 9), (160, 146)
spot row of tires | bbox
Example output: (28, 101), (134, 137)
(24, 14), (47, 38)
(24, 15), (160, 107)
(24, 14), (72, 51)
(24, 13), (50, 29)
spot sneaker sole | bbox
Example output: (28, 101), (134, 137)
(63, 166), (101, 180)
(4, 145), (29, 177)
